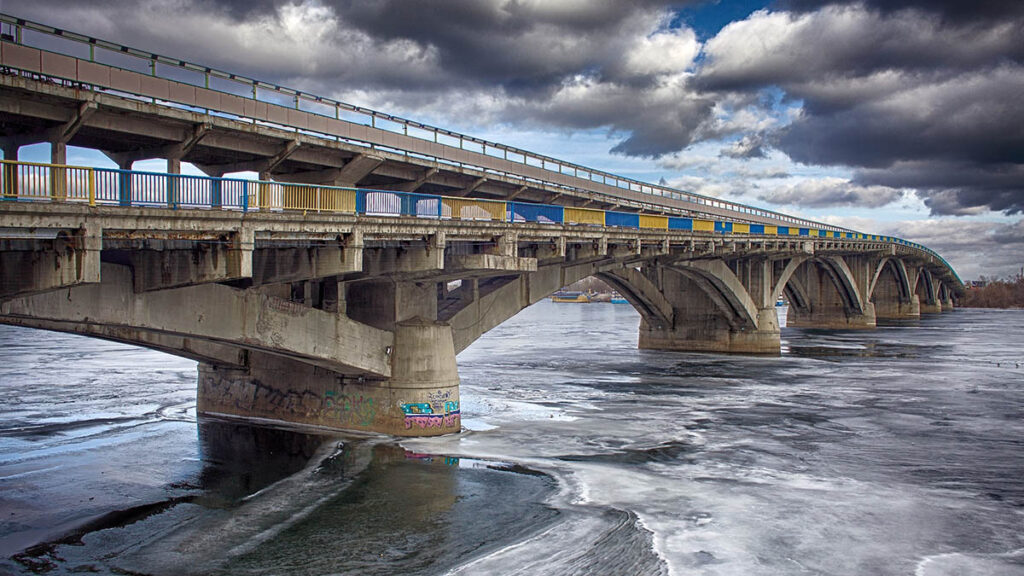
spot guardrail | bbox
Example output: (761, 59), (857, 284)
(0, 159), (960, 284)
(0, 12), (848, 232)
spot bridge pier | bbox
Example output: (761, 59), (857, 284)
(197, 319), (460, 436)
(635, 260), (781, 354)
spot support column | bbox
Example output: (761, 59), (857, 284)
(196, 319), (460, 436)
(637, 263), (781, 354)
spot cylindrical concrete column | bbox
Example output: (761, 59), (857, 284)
(196, 319), (461, 437)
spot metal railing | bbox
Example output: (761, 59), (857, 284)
(0, 159), (961, 285)
(0, 12), (848, 232)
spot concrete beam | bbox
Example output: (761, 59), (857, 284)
(392, 167), (438, 193)
(196, 139), (300, 177)
(252, 241), (363, 285)
(103, 122), (211, 166)
(124, 233), (253, 292)
(0, 263), (392, 377)
(0, 227), (101, 300)
(273, 153), (384, 187)
(0, 100), (97, 149)
(453, 176), (487, 197)
(0, 317), (249, 368)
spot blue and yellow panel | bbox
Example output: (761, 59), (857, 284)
(798, 228), (810, 236)
(639, 214), (669, 229)
(777, 226), (790, 235)
(749, 224), (765, 234)
(693, 219), (714, 232)
(714, 221), (733, 233)
(668, 217), (693, 230)
(564, 207), (605, 226)
(733, 223), (750, 234)
(606, 211), (640, 228)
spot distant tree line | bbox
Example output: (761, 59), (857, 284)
(961, 274), (1024, 309)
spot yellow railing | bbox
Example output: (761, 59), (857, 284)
(564, 207), (605, 226)
(441, 198), (505, 221)
(693, 219), (714, 232)
(639, 214), (669, 229)
(1, 160), (96, 205)
(282, 185), (357, 213)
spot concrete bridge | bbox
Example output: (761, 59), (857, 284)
(0, 15), (963, 436)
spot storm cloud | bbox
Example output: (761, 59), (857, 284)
(1, 0), (1021, 220)
(699, 4), (1024, 216)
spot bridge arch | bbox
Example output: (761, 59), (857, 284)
(914, 267), (941, 313)
(785, 257), (874, 329)
(870, 257), (918, 320)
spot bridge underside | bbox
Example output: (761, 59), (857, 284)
(0, 202), (963, 436)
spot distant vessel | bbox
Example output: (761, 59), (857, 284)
(610, 291), (628, 304)
(551, 290), (590, 303)
(776, 296), (787, 307)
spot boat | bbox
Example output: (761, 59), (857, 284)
(610, 291), (628, 304)
(551, 290), (590, 303)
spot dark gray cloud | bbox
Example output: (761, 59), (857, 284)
(757, 178), (903, 208)
(699, 5), (1024, 216)
(778, 0), (1024, 23)
(720, 134), (768, 159)
(2, 0), (1022, 218)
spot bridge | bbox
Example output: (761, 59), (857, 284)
(0, 15), (963, 436)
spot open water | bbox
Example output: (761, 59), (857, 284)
(0, 302), (1022, 575)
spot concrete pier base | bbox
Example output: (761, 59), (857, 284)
(638, 308), (781, 355)
(198, 320), (460, 436)
(874, 294), (920, 321)
(787, 302), (877, 329)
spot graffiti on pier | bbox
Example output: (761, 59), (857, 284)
(404, 412), (461, 430)
(400, 402), (433, 415)
(400, 390), (460, 430)
(323, 391), (375, 427)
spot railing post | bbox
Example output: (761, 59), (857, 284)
(118, 169), (131, 206)
(211, 177), (222, 209)
(242, 180), (248, 212)
(356, 190), (365, 214)
(87, 168), (95, 206)
(1, 160), (17, 199)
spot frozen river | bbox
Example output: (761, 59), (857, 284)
(1, 303), (1022, 575)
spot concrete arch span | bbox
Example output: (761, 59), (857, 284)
(870, 257), (919, 320)
(785, 257), (876, 329)
(914, 267), (942, 314)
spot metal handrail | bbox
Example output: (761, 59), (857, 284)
(0, 12), (848, 232)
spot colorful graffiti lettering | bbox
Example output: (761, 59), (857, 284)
(444, 400), (459, 414)
(323, 391), (376, 427)
(400, 402), (433, 415)
(403, 411), (461, 430)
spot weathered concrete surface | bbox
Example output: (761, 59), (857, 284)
(0, 202), (965, 436)
(197, 320), (460, 436)
(0, 263), (393, 377)
(0, 228), (100, 299)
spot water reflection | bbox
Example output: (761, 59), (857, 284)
(194, 417), (336, 508)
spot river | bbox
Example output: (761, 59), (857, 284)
(1, 303), (1022, 575)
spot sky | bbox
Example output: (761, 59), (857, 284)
(2, 0), (1022, 280)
